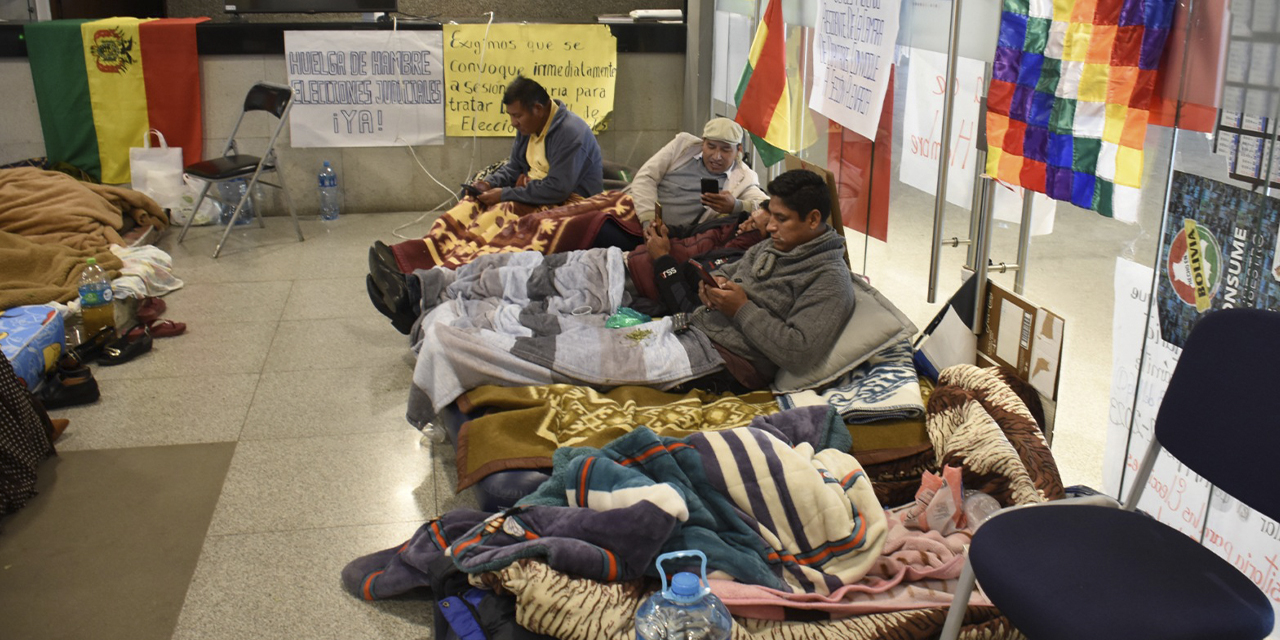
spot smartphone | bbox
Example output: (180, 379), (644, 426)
(460, 183), (482, 198)
(690, 260), (723, 289)
(700, 178), (719, 194)
(653, 202), (664, 225)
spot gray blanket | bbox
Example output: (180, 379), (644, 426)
(407, 249), (725, 426)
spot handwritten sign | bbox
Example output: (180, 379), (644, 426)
(900, 47), (1056, 235)
(443, 24), (617, 137)
(284, 31), (445, 148)
(809, 0), (901, 141)
(1106, 257), (1280, 620)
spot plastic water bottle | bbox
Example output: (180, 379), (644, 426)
(218, 178), (254, 226)
(318, 161), (340, 221)
(635, 551), (732, 640)
(78, 257), (116, 338)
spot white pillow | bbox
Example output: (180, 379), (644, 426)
(772, 276), (918, 393)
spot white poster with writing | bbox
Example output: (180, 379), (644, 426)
(285, 30), (445, 148)
(1106, 257), (1280, 620)
(901, 47), (1056, 235)
(810, 0), (901, 141)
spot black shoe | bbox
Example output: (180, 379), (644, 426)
(366, 275), (415, 335)
(97, 325), (153, 366)
(71, 326), (117, 364)
(368, 242), (414, 321)
(39, 368), (100, 409)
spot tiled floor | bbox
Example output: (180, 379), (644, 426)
(0, 206), (1122, 638)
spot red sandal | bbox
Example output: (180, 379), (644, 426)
(127, 319), (186, 339)
(136, 297), (167, 324)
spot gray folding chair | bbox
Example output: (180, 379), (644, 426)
(176, 81), (303, 258)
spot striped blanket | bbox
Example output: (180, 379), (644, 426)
(406, 248), (725, 426)
(778, 340), (924, 424)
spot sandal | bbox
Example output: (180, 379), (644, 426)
(136, 296), (167, 324)
(70, 326), (117, 364)
(98, 325), (153, 366)
(128, 319), (186, 339)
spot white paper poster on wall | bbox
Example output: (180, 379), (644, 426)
(809, 0), (901, 141)
(284, 30), (445, 148)
(900, 47), (1055, 235)
(1105, 257), (1280, 621)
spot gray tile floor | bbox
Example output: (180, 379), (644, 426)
(0, 207), (1121, 639)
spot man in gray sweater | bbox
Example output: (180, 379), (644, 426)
(681, 169), (855, 390)
(468, 76), (603, 207)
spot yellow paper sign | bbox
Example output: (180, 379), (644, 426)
(443, 23), (617, 137)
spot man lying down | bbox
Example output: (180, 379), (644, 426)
(405, 169), (853, 427)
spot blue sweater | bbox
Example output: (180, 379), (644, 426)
(487, 100), (604, 205)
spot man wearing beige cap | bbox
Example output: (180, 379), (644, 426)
(626, 117), (769, 236)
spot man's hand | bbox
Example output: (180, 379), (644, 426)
(701, 278), (748, 317)
(701, 190), (736, 214)
(477, 187), (503, 207)
(643, 218), (672, 259)
(472, 180), (492, 193)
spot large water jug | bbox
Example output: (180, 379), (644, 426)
(634, 551), (732, 640)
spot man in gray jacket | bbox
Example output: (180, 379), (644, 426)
(469, 76), (603, 207)
(627, 118), (769, 236)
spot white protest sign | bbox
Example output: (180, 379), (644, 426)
(285, 30), (445, 148)
(810, 0), (901, 141)
(901, 47), (1056, 235)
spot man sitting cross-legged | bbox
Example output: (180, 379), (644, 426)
(401, 169), (854, 422)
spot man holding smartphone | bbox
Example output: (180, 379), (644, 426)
(626, 118), (768, 237)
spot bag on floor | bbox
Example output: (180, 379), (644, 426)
(129, 130), (184, 209)
(171, 174), (222, 227)
(429, 553), (554, 640)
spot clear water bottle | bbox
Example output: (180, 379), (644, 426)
(78, 257), (116, 338)
(635, 551), (732, 640)
(318, 161), (340, 221)
(218, 177), (254, 226)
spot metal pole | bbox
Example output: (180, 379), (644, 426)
(1014, 189), (1034, 294)
(926, 0), (966, 303)
(970, 177), (994, 334)
(966, 149), (985, 269)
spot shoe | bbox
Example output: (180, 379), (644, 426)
(136, 296), (167, 324)
(368, 242), (413, 316)
(128, 319), (186, 339)
(39, 369), (100, 409)
(98, 326), (153, 366)
(366, 275), (415, 335)
(71, 326), (117, 364)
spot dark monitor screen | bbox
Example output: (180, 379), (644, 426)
(225, 0), (398, 13)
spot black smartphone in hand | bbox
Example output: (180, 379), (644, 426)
(691, 260), (723, 289)
(700, 178), (719, 194)
(460, 183), (482, 198)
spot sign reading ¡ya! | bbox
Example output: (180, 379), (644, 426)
(284, 30), (445, 148)
(443, 23), (617, 137)
(809, 0), (901, 141)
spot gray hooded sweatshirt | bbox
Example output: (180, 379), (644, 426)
(690, 228), (855, 381)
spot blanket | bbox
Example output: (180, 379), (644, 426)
(484, 559), (1023, 640)
(927, 365), (1064, 506)
(0, 168), (167, 250)
(390, 190), (642, 272)
(454, 383), (779, 490)
(0, 231), (123, 311)
(779, 340), (924, 424)
(407, 249), (724, 425)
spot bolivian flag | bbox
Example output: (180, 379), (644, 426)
(25, 18), (206, 184)
(734, 0), (791, 167)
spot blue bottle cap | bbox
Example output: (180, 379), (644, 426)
(668, 572), (702, 603)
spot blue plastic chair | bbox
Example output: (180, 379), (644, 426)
(941, 308), (1280, 640)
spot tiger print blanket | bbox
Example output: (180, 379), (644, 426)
(483, 559), (1024, 640)
(926, 365), (1064, 506)
(389, 190), (643, 272)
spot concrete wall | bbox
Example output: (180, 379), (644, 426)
(0, 51), (684, 215)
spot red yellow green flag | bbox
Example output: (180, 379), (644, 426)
(26, 18), (206, 184)
(734, 0), (791, 166)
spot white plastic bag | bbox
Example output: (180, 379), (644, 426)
(129, 130), (184, 209)
(171, 174), (221, 226)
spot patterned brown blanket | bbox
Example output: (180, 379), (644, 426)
(454, 384), (779, 490)
(389, 190), (642, 272)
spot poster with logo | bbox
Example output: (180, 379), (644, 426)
(809, 0), (901, 141)
(1157, 171), (1280, 347)
(285, 30), (445, 148)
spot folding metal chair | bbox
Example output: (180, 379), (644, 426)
(941, 307), (1280, 640)
(176, 81), (304, 258)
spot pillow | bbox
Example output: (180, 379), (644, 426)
(772, 275), (918, 393)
